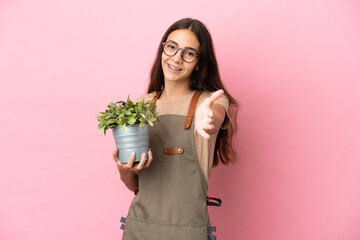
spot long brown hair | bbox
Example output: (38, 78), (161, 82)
(147, 18), (239, 166)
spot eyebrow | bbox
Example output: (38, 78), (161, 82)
(167, 40), (199, 53)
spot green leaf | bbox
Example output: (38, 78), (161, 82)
(108, 119), (116, 124)
(127, 117), (136, 125)
(137, 102), (142, 112)
(108, 102), (117, 108)
(117, 120), (125, 126)
(98, 126), (105, 133)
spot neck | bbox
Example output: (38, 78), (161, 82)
(160, 80), (193, 101)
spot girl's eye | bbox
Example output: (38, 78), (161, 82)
(185, 51), (195, 57)
(167, 43), (177, 49)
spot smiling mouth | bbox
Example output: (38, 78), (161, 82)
(167, 63), (183, 71)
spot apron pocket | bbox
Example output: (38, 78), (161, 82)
(139, 157), (162, 180)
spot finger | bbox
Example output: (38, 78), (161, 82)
(198, 129), (210, 139)
(199, 116), (215, 129)
(136, 153), (147, 170)
(144, 149), (153, 168)
(206, 90), (224, 107)
(113, 149), (119, 162)
(202, 123), (215, 130)
(207, 110), (214, 118)
(126, 152), (136, 168)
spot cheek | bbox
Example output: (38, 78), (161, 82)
(161, 54), (168, 68)
(161, 53), (170, 62)
(186, 63), (197, 73)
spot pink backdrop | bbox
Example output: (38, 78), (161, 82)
(1, 0), (359, 239)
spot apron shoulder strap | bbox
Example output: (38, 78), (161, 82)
(150, 91), (162, 110)
(149, 90), (201, 129)
(184, 91), (201, 130)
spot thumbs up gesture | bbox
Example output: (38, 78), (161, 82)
(195, 90), (225, 139)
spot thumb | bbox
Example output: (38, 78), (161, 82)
(205, 89), (224, 107)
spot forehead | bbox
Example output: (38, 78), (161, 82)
(166, 29), (200, 50)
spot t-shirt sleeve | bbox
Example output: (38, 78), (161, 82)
(213, 93), (231, 129)
(134, 94), (146, 103)
(134, 92), (155, 103)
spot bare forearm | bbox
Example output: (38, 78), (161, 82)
(119, 169), (139, 192)
(113, 149), (153, 192)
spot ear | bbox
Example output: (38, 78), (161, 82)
(195, 65), (199, 71)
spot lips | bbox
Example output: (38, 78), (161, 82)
(167, 63), (182, 71)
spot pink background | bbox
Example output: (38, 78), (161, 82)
(1, 0), (359, 239)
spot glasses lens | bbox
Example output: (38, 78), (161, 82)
(183, 49), (197, 63)
(163, 42), (177, 56)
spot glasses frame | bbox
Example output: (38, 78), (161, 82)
(162, 41), (199, 63)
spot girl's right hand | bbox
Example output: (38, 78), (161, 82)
(112, 149), (153, 175)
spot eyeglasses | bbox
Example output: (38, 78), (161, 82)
(162, 41), (199, 63)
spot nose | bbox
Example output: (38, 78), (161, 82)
(171, 49), (183, 63)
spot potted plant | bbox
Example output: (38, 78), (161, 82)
(97, 96), (159, 163)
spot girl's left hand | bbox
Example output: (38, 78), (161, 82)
(195, 89), (225, 139)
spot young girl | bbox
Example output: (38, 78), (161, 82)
(113, 18), (238, 240)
